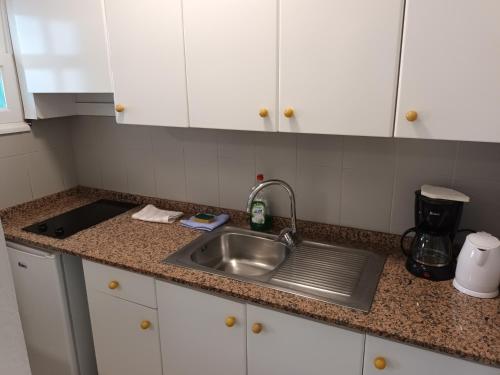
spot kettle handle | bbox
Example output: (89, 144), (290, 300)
(400, 227), (416, 257)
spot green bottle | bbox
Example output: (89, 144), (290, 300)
(250, 174), (272, 231)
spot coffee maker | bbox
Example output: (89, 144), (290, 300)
(401, 185), (470, 281)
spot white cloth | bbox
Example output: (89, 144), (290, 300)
(131, 204), (183, 224)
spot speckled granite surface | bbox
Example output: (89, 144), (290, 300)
(1, 187), (498, 367)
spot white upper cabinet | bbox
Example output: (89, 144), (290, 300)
(247, 304), (364, 375)
(183, 0), (277, 131)
(395, 0), (500, 143)
(104, 0), (189, 127)
(279, 0), (404, 136)
(6, 0), (111, 93)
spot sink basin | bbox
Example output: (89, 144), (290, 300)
(165, 226), (386, 312)
(190, 232), (289, 277)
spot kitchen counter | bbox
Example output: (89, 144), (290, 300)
(1, 187), (498, 367)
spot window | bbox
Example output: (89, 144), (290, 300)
(0, 72), (7, 109)
(0, 0), (27, 134)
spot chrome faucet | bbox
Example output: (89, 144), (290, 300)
(246, 179), (300, 248)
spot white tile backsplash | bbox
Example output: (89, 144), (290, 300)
(0, 118), (77, 209)
(3, 116), (498, 238)
(28, 149), (66, 198)
(73, 143), (103, 188)
(296, 164), (342, 224)
(452, 178), (500, 236)
(218, 130), (256, 161)
(185, 158), (220, 206)
(219, 157), (255, 211)
(100, 146), (128, 192)
(297, 134), (342, 167)
(454, 141), (500, 182)
(341, 167), (395, 232)
(343, 136), (395, 169)
(3, 115), (493, 238)
(152, 128), (187, 202)
(0, 155), (33, 208)
(125, 146), (157, 197)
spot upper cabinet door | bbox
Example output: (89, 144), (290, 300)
(104, 0), (188, 127)
(395, 0), (500, 142)
(6, 0), (111, 93)
(104, 0), (189, 127)
(183, 0), (277, 131)
(279, 0), (403, 136)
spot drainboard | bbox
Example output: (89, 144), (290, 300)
(270, 245), (368, 297)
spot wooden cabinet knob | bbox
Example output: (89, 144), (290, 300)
(140, 320), (151, 330)
(251, 323), (263, 334)
(225, 316), (236, 328)
(373, 357), (387, 370)
(283, 107), (294, 118)
(259, 108), (269, 118)
(108, 280), (119, 290)
(405, 110), (418, 122)
(115, 103), (125, 113)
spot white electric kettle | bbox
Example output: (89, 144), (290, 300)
(453, 232), (500, 298)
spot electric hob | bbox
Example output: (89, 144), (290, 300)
(23, 199), (138, 239)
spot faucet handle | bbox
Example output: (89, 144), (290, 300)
(277, 228), (299, 248)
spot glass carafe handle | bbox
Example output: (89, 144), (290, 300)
(400, 227), (416, 257)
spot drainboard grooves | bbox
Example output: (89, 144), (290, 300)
(271, 245), (368, 297)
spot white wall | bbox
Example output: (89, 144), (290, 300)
(0, 117), (77, 209)
(71, 116), (500, 237)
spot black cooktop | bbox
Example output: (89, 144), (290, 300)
(23, 199), (138, 239)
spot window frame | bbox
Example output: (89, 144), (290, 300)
(0, 0), (28, 134)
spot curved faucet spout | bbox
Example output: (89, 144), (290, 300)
(247, 179), (299, 246)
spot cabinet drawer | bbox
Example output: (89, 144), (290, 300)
(83, 260), (156, 308)
(364, 335), (498, 375)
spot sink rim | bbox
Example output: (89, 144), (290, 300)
(164, 226), (386, 312)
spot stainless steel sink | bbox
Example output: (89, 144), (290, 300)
(165, 226), (386, 312)
(190, 232), (290, 277)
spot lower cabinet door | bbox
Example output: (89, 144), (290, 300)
(247, 304), (364, 375)
(156, 281), (246, 375)
(364, 335), (498, 375)
(86, 290), (162, 375)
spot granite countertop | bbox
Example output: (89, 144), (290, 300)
(1, 187), (498, 367)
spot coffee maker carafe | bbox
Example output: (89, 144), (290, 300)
(401, 185), (470, 281)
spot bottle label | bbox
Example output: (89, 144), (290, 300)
(251, 203), (266, 224)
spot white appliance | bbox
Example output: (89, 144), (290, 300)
(0, 221), (31, 375)
(6, 241), (97, 375)
(453, 232), (500, 298)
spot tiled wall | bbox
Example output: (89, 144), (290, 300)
(0, 118), (76, 209)
(71, 116), (500, 237)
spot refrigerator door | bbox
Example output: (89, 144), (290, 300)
(7, 242), (79, 375)
(0, 222), (31, 375)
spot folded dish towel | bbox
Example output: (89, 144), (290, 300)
(132, 204), (184, 224)
(180, 214), (229, 231)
